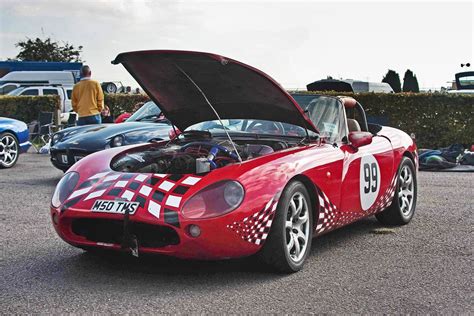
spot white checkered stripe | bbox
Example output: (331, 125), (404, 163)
(365, 173), (398, 215)
(227, 197), (278, 245)
(315, 191), (340, 234)
(315, 173), (399, 235)
(63, 171), (202, 228)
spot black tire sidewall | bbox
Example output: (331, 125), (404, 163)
(0, 132), (19, 168)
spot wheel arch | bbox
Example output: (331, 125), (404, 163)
(288, 174), (320, 230)
(0, 129), (19, 141)
(403, 150), (415, 164)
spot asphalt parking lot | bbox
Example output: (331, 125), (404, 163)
(0, 153), (472, 314)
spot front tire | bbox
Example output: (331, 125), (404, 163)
(0, 132), (19, 169)
(259, 181), (313, 273)
(376, 157), (417, 225)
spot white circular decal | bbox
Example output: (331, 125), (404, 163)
(359, 155), (381, 211)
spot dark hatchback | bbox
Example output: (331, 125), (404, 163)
(50, 101), (172, 172)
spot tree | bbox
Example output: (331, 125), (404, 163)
(402, 69), (420, 93)
(13, 37), (83, 62)
(382, 70), (401, 93)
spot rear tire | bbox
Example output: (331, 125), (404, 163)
(376, 157), (417, 225)
(0, 132), (19, 169)
(258, 181), (313, 273)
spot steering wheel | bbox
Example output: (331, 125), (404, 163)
(246, 120), (285, 135)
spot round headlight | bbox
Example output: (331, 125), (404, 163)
(111, 135), (124, 147)
(52, 133), (63, 145)
(51, 172), (80, 208)
(181, 180), (245, 219)
(224, 181), (244, 207)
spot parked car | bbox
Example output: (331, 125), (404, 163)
(0, 117), (31, 168)
(8, 85), (73, 116)
(50, 51), (418, 273)
(101, 81), (124, 94)
(0, 71), (75, 95)
(447, 71), (474, 94)
(49, 100), (172, 172)
(307, 78), (394, 93)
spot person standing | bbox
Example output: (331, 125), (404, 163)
(72, 65), (104, 125)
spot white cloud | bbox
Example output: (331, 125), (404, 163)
(0, 0), (472, 90)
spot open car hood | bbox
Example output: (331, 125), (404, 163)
(112, 50), (317, 132)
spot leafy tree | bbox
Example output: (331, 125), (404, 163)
(13, 37), (83, 62)
(402, 69), (420, 93)
(382, 70), (401, 93)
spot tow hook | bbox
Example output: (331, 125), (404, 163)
(121, 208), (139, 257)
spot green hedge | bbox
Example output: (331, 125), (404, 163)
(1, 92), (473, 149)
(295, 91), (474, 148)
(0, 95), (60, 123)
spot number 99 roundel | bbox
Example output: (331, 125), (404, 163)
(359, 154), (381, 211)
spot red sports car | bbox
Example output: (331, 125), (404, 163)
(51, 51), (418, 272)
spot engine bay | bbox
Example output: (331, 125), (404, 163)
(111, 137), (297, 174)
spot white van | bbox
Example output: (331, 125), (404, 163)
(0, 71), (76, 94)
(7, 86), (75, 123)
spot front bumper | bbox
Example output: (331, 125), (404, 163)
(51, 206), (262, 260)
(19, 141), (31, 154)
(50, 148), (92, 171)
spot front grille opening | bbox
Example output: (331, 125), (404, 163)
(71, 219), (180, 248)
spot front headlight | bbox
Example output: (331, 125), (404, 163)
(51, 133), (63, 145)
(181, 180), (245, 219)
(111, 135), (124, 147)
(51, 172), (80, 208)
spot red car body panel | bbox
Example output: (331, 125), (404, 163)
(51, 125), (417, 260)
(51, 51), (418, 260)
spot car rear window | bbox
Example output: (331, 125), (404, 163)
(43, 89), (59, 95)
(20, 89), (39, 96)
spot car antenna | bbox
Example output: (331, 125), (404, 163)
(174, 64), (243, 163)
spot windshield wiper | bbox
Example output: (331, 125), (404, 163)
(135, 114), (159, 121)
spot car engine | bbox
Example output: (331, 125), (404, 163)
(111, 139), (292, 174)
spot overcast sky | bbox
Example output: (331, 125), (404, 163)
(0, 0), (472, 90)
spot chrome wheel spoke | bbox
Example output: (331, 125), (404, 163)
(293, 236), (301, 258)
(289, 200), (297, 217)
(295, 210), (309, 227)
(294, 195), (303, 217)
(287, 233), (295, 253)
(285, 191), (310, 263)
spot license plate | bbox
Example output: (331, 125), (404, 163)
(60, 154), (68, 164)
(91, 200), (139, 214)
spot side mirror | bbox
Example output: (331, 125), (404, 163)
(168, 128), (182, 140)
(349, 131), (373, 148)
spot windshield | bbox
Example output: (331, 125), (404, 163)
(187, 119), (316, 137)
(7, 87), (25, 96)
(292, 94), (347, 142)
(127, 101), (163, 122)
(459, 75), (474, 87)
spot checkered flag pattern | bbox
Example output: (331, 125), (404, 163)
(315, 173), (398, 235)
(227, 197), (278, 245)
(315, 190), (340, 234)
(63, 171), (202, 228)
(365, 173), (398, 215)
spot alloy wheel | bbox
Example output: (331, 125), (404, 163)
(398, 165), (414, 216)
(0, 134), (18, 167)
(285, 192), (310, 263)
